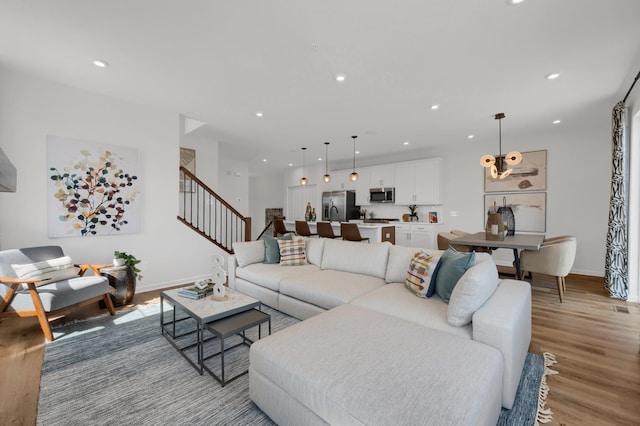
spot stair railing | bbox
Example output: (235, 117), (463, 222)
(178, 167), (251, 254)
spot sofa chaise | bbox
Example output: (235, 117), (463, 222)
(229, 237), (531, 425)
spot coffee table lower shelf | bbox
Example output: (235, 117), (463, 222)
(202, 308), (271, 386)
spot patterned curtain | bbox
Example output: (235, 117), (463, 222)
(604, 101), (629, 300)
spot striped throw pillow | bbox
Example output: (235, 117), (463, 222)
(405, 251), (441, 297)
(278, 237), (307, 266)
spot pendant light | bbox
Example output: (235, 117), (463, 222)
(349, 135), (359, 182)
(323, 142), (331, 183)
(300, 147), (308, 186)
(480, 113), (522, 180)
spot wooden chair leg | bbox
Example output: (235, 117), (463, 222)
(0, 284), (18, 313)
(555, 276), (564, 303)
(103, 294), (116, 315)
(27, 284), (54, 341)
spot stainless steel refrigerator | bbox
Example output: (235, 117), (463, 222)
(322, 190), (359, 222)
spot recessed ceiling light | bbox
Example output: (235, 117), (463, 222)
(430, 104), (440, 110)
(256, 112), (263, 117)
(92, 59), (109, 68)
(355, 150), (360, 155)
(403, 141), (409, 146)
(288, 163), (293, 167)
(468, 134), (475, 139)
(508, 0), (525, 4)
(545, 73), (560, 80)
(262, 159), (267, 162)
(553, 120), (561, 124)
(336, 74), (346, 82)
(317, 157), (322, 161)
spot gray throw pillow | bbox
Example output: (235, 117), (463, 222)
(262, 234), (291, 264)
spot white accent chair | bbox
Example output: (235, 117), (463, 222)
(519, 235), (577, 302)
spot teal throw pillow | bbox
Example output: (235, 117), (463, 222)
(262, 234), (292, 264)
(435, 247), (475, 303)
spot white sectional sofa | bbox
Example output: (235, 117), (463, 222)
(229, 237), (531, 425)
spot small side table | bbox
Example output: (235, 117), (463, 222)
(100, 265), (136, 306)
(202, 308), (271, 386)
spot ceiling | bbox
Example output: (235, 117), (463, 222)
(2, 0), (640, 175)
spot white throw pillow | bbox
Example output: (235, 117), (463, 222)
(12, 256), (74, 279)
(232, 241), (265, 267)
(447, 259), (499, 327)
(11, 256), (80, 287)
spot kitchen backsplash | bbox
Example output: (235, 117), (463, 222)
(362, 203), (442, 223)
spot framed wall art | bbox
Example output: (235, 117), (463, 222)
(180, 147), (196, 192)
(47, 135), (141, 237)
(484, 192), (546, 233)
(484, 149), (546, 193)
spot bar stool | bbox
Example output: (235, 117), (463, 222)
(273, 218), (290, 237)
(295, 220), (318, 237)
(317, 222), (341, 239)
(340, 223), (370, 243)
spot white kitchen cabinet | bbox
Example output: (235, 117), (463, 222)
(328, 168), (356, 191)
(369, 164), (395, 188)
(354, 166), (371, 206)
(395, 224), (412, 246)
(394, 158), (441, 205)
(394, 223), (436, 249)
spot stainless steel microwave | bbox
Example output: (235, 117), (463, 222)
(369, 187), (395, 203)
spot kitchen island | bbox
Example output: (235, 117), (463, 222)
(284, 221), (395, 244)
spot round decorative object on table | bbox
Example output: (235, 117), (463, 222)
(100, 265), (136, 306)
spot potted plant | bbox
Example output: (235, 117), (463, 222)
(108, 251), (141, 306)
(113, 251), (142, 281)
(408, 205), (419, 222)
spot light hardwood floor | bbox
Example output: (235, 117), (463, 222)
(1, 275), (639, 425)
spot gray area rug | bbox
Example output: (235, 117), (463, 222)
(38, 304), (556, 425)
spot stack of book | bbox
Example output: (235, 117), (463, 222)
(178, 283), (214, 300)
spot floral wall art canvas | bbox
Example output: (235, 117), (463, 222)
(47, 136), (141, 237)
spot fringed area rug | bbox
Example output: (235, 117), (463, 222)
(38, 304), (557, 425)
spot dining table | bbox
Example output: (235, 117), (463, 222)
(451, 232), (545, 280)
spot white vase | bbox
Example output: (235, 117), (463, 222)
(113, 258), (126, 266)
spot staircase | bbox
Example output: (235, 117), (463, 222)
(177, 167), (251, 254)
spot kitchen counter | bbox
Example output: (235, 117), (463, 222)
(284, 221), (395, 244)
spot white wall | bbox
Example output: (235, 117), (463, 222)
(218, 159), (249, 215)
(0, 67), (227, 292)
(180, 124), (219, 191)
(249, 173), (285, 239)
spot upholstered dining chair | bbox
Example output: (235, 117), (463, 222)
(273, 217), (290, 237)
(0, 246), (115, 341)
(295, 220), (318, 237)
(317, 222), (341, 239)
(519, 235), (577, 303)
(437, 230), (492, 253)
(340, 223), (370, 243)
